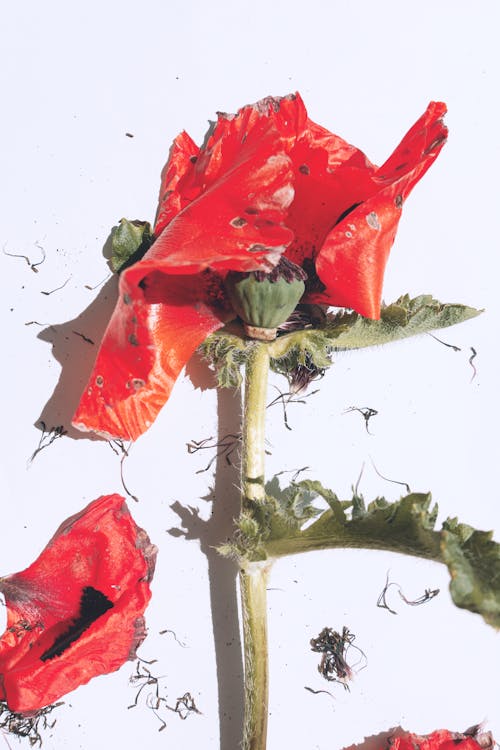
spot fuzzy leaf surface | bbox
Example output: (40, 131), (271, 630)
(202, 295), (481, 386)
(224, 479), (499, 628)
(268, 294), (482, 368)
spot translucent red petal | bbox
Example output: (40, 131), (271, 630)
(72, 266), (232, 440)
(154, 130), (200, 236)
(311, 102), (448, 317)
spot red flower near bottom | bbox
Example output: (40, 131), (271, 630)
(388, 727), (494, 750)
(0, 494), (156, 713)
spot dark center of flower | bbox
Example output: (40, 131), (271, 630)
(40, 587), (113, 661)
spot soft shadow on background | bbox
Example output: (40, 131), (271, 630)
(342, 729), (401, 750)
(36, 233), (118, 439)
(38, 273), (246, 749)
(171, 353), (245, 750)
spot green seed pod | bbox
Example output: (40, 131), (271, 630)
(225, 256), (307, 340)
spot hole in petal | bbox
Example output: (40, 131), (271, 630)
(230, 217), (248, 228)
(366, 212), (381, 230)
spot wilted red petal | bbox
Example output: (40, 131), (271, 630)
(73, 266), (232, 440)
(0, 495), (156, 713)
(154, 130), (200, 236)
(150, 109), (295, 275)
(285, 139), (376, 268)
(312, 102), (448, 318)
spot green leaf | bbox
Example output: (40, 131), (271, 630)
(268, 294), (482, 365)
(110, 218), (153, 273)
(201, 295), (481, 386)
(441, 519), (500, 628)
(263, 482), (442, 561)
(227, 478), (499, 628)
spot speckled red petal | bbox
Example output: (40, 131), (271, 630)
(149, 113), (295, 275)
(72, 267), (232, 440)
(0, 495), (156, 713)
(154, 130), (200, 236)
(312, 102), (448, 318)
(283, 106), (377, 267)
(389, 729), (493, 750)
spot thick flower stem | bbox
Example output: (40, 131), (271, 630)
(240, 342), (271, 750)
(242, 343), (270, 505)
(240, 562), (271, 750)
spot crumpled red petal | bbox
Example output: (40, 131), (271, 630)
(150, 107), (295, 275)
(0, 495), (156, 713)
(73, 94), (447, 439)
(154, 130), (200, 236)
(73, 267), (232, 440)
(389, 728), (494, 750)
(312, 101), (448, 318)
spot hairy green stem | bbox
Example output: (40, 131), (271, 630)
(240, 342), (271, 750)
(263, 530), (443, 561)
(242, 343), (270, 505)
(240, 562), (271, 750)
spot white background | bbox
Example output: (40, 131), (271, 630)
(1, 1), (499, 748)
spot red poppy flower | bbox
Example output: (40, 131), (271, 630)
(388, 727), (494, 750)
(0, 494), (156, 713)
(73, 93), (447, 440)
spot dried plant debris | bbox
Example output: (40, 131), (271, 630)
(267, 387), (320, 431)
(173, 693), (201, 720)
(310, 627), (366, 690)
(377, 573), (440, 615)
(107, 440), (139, 503)
(72, 330), (94, 345)
(428, 333), (479, 381)
(0, 701), (63, 746)
(285, 351), (327, 394)
(84, 273), (112, 291)
(369, 459), (411, 494)
(275, 466), (310, 482)
(187, 433), (242, 472)
(159, 629), (187, 648)
(40, 277), (71, 296)
(469, 347), (478, 382)
(427, 332), (461, 352)
(3, 245), (46, 273)
(128, 661), (200, 732)
(29, 422), (67, 463)
(344, 406), (378, 434)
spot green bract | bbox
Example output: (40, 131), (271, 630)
(110, 218), (153, 273)
(200, 294), (482, 387)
